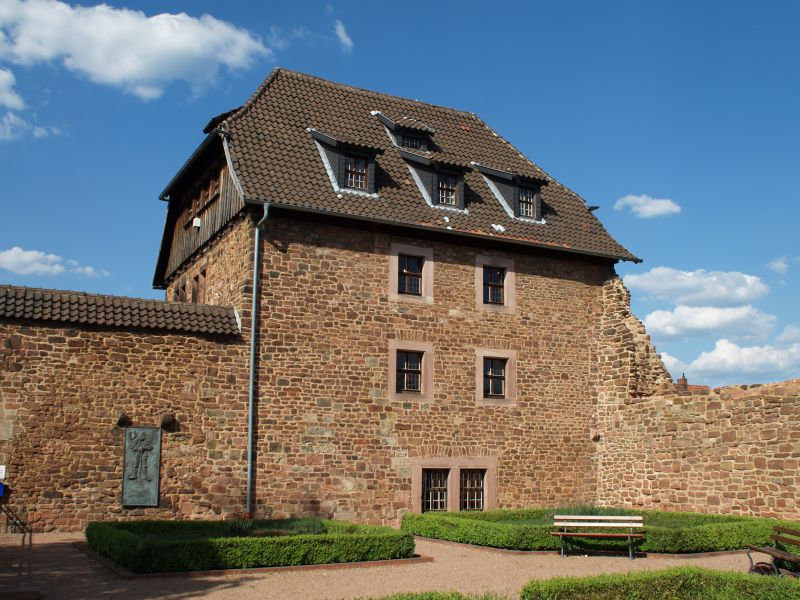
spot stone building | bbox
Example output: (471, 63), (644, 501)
(9, 69), (792, 533)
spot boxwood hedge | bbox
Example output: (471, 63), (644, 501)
(520, 567), (800, 599)
(86, 518), (414, 573)
(401, 508), (800, 554)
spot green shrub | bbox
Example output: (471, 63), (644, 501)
(520, 567), (800, 599)
(402, 509), (800, 554)
(86, 518), (414, 573)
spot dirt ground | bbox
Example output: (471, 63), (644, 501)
(0, 532), (766, 599)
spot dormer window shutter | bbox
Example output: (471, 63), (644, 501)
(337, 154), (348, 190)
(457, 176), (465, 209)
(514, 185), (521, 217)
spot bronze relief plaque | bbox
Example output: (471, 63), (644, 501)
(122, 427), (161, 507)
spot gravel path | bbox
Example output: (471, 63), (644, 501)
(1, 532), (765, 599)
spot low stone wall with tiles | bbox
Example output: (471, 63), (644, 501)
(595, 379), (800, 520)
(0, 321), (249, 531)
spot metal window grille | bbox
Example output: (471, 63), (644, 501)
(438, 174), (457, 205)
(396, 351), (423, 393)
(460, 469), (485, 510)
(519, 187), (535, 218)
(398, 254), (423, 295)
(422, 469), (449, 512)
(403, 135), (422, 149)
(483, 358), (506, 398)
(483, 266), (505, 305)
(345, 156), (367, 189)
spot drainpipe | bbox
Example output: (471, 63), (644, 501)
(246, 202), (270, 518)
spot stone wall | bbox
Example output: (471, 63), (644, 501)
(0, 322), (249, 531)
(595, 379), (800, 520)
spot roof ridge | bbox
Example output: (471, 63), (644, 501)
(0, 284), (234, 313)
(217, 66), (283, 131)
(234, 68), (479, 120)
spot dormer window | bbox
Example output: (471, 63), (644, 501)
(437, 174), (457, 206)
(401, 134), (423, 149)
(345, 155), (368, 190)
(518, 186), (536, 218)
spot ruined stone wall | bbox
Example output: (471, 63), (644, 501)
(595, 380), (800, 520)
(250, 214), (618, 524)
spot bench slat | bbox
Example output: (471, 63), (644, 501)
(553, 515), (642, 521)
(773, 527), (800, 539)
(772, 535), (800, 550)
(554, 522), (644, 528)
(549, 532), (644, 538)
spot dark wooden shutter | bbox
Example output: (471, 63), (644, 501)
(457, 175), (465, 209)
(367, 158), (377, 194)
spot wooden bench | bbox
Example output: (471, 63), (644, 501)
(550, 515), (644, 560)
(747, 526), (800, 576)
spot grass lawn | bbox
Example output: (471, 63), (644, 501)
(86, 517), (415, 573)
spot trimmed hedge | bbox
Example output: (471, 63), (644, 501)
(402, 508), (800, 554)
(520, 567), (800, 599)
(86, 518), (414, 573)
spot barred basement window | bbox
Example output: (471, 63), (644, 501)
(396, 351), (423, 393)
(398, 254), (423, 295)
(518, 186), (536, 218)
(483, 357), (507, 399)
(345, 155), (367, 190)
(437, 173), (457, 205)
(460, 469), (486, 510)
(483, 266), (505, 305)
(422, 469), (449, 512)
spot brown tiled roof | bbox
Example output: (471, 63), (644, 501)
(214, 69), (639, 263)
(0, 285), (240, 336)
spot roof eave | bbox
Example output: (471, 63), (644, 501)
(241, 197), (640, 263)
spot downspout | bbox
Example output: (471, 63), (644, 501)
(246, 202), (270, 518)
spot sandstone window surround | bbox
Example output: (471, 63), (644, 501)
(475, 348), (517, 405)
(389, 242), (434, 304)
(388, 340), (434, 402)
(411, 456), (497, 513)
(475, 254), (516, 313)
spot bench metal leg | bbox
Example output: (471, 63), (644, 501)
(628, 535), (634, 560)
(560, 534), (565, 557)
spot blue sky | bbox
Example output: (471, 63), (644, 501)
(1, 1), (798, 386)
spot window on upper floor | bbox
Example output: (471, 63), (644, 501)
(398, 254), (423, 296)
(483, 357), (507, 399)
(437, 173), (458, 206)
(389, 243), (434, 304)
(396, 351), (423, 393)
(483, 266), (506, 305)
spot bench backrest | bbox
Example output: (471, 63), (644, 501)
(773, 526), (800, 548)
(554, 515), (643, 528)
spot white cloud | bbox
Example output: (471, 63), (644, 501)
(333, 19), (353, 53)
(767, 256), (789, 274)
(644, 305), (775, 340)
(0, 246), (108, 277)
(0, 110), (59, 141)
(613, 194), (681, 218)
(777, 325), (800, 345)
(0, 0), (270, 100)
(690, 339), (800, 379)
(660, 352), (687, 379)
(0, 67), (25, 109)
(623, 267), (769, 306)
(267, 26), (308, 51)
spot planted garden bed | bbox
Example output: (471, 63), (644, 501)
(86, 517), (414, 573)
(401, 507), (800, 554)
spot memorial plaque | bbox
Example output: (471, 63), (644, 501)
(122, 427), (161, 507)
